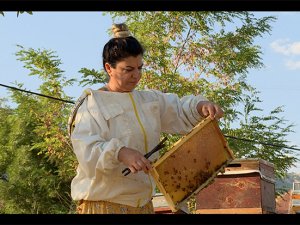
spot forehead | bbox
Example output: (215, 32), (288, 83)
(116, 55), (143, 67)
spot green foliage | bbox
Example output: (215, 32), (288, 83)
(0, 100), (14, 176)
(78, 68), (108, 87)
(16, 11), (33, 17)
(0, 46), (77, 213)
(223, 91), (297, 179)
(0, 11), (32, 17)
(107, 12), (274, 89)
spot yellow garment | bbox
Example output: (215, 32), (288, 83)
(77, 200), (154, 214)
(70, 89), (208, 208)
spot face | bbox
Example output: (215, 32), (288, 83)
(105, 55), (143, 92)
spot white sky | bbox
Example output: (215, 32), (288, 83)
(0, 11), (299, 173)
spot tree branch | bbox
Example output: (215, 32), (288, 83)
(173, 27), (192, 76)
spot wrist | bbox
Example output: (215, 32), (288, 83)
(117, 146), (127, 162)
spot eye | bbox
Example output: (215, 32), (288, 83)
(123, 68), (133, 73)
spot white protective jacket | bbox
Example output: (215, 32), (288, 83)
(70, 88), (208, 207)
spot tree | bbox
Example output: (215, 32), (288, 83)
(0, 11), (32, 17)
(224, 91), (296, 178)
(100, 11), (297, 178)
(0, 46), (77, 213)
(0, 99), (14, 174)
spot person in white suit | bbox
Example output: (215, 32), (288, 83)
(68, 23), (224, 214)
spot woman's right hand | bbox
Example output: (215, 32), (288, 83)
(118, 147), (152, 174)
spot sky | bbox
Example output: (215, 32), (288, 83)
(0, 11), (299, 173)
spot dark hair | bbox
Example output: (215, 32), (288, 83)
(102, 24), (144, 72)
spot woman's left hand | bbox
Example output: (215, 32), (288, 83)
(196, 101), (224, 120)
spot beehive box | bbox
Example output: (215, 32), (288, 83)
(292, 182), (300, 213)
(152, 193), (173, 214)
(195, 158), (276, 214)
(150, 117), (234, 212)
(152, 193), (186, 214)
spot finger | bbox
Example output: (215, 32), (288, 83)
(141, 157), (152, 168)
(133, 161), (143, 171)
(129, 166), (137, 174)
(145, 163), (153, 171)
(206, 105), (216, 120)
(137, 159), (148, 174)
(141, 158), (152, 173)
(214, 106), (224, 119)
(202, 107), (209, 117)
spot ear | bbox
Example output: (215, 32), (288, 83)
(105, 63), (113, 76)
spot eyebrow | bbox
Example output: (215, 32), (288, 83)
(124, 64), (143, 69)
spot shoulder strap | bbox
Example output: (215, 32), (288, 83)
(67, 88), (93, 137)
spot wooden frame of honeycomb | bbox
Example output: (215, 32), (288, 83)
(150, 117), (235, 212)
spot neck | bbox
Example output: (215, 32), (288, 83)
(106, 83), (132, 93)
(105, 84), (113, 91)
